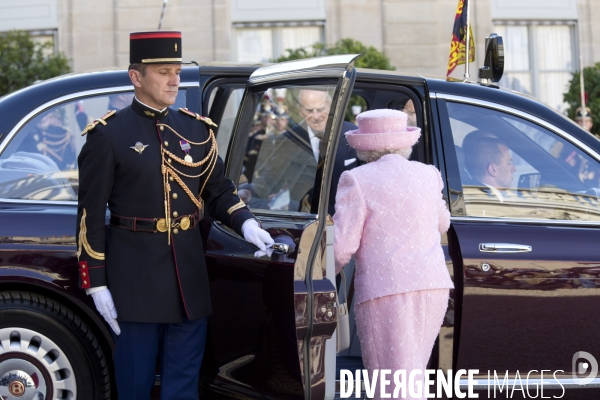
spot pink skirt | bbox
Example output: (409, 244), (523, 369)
(354, 289), (449, 400)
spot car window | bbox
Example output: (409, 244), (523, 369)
(211, 88), (244, 159)
(0, 90), (186, 201)
(447, 101), (600, 221)
(239, 84), (336, 214)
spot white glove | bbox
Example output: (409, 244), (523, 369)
(90, 288), (121, 335)
(241, 219), (274, 257)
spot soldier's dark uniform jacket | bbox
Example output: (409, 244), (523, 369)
(76, 98), (254, 323)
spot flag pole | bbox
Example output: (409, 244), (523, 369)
(158, 0), (169, 30)
(579, 56), (587, 120)
(463, 0), (471, 81)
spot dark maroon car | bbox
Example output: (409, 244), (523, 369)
(0, 52), (599, 399)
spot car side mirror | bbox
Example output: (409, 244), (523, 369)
(518, 173), (541, 190)
(479, 33), (504, 84)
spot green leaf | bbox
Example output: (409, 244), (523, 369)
(563, 62), (600, 138)
(0, 30), (71, 96)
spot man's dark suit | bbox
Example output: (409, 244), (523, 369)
(251, 121), (357, 216)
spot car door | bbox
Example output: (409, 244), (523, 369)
(436, 94), (600, 395)
(199, 55), (358, 400)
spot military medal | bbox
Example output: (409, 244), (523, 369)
(179, 140), (193, 163)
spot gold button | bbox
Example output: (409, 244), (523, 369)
(83, 280), (88, 285)
(173, 228), (179, 234)
(81, 265), (86, 269)
(173, 211), (178, 217)
(172, 193), (178, 199)
(168, 158), (172, 163)
(82, 272), (87, 277)
(164, 140), (168, 146)
(160, 126), (165, 131)
(169, 176), (174, 181)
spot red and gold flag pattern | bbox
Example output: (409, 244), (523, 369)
(447, 0), (475, 76)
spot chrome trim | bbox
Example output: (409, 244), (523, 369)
(0, 198), (76, 206)
(248, 54), (360, 85)
(459, 377), (600, 390)
(451, 215), (600, 227)
(0, 83), (198, 156)
(433, 92), (600, 163)
(479, 243), (532, 253)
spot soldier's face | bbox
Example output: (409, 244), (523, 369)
(130, 64), (181, 109)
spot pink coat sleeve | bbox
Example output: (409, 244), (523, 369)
(333, 171), (367, 274)
(433, 166), (451, 234)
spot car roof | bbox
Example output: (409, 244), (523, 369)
(2, 62), (597, 153)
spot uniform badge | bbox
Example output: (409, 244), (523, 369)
(130, 142), (149, 154)
(180, 140), (193, 163)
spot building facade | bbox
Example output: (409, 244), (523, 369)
(1, 0), (599, 112)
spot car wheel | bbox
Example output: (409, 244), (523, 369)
(0, 291), (111, 400)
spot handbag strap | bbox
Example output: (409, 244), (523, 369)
(338, 269), (348, 306)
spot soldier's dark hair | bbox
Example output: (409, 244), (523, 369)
(128, 63), (148, 76)
(464, 136), (507, 181)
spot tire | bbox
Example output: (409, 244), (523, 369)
(0, 291), (111, 400)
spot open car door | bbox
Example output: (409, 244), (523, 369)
(199, 55), (359, 400)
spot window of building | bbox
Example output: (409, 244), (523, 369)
(234, 22), (324, 63)
(494, 21), (577, 113)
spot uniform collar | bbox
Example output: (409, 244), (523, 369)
(131, 97), (170, 120)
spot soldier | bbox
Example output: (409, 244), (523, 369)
(76, 31), (274, 399)
(575, 106), (594, 132)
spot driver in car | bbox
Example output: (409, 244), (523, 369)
(464, 136), (516, 202)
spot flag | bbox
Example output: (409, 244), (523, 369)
(446, 0), (475, 76)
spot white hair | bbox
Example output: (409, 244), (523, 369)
(356, 147), (413, 163)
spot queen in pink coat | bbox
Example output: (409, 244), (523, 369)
(334, 109), (453, 399)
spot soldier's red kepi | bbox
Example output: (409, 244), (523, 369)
(129, 31), (182, 64)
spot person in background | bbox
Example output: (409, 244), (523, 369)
(333, 109), (453, 400)
(251, 89), (357, 215)
(575, 106), (594, 132)
(18, 109), (76, 170)
(108, 93), (135, 111)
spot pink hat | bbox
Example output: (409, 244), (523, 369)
(345, 109), (421, 151)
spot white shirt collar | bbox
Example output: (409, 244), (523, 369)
(134, 96), (168, 113)
(484, 183), (504, 203)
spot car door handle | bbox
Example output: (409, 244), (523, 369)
(272, 243), (292, 254)
(479, 243), (532, 253)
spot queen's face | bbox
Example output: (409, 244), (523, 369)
(402, 100), (417, 127)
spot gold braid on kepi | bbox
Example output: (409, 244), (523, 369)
(159, 124), (218, 243)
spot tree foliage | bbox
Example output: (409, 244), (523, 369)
(275, 38), (395, 121)
(0, 30), (71, 97)
(275, 38), (395, 71)
(564, 62), (600, 138)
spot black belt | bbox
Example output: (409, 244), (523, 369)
(109, 212), (198, 233)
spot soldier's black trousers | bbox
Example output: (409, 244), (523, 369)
(114, 316), (208, 399)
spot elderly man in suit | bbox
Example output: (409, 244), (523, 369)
(250, 89), (358, 215)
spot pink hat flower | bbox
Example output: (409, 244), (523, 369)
(345, 109), (421, 151)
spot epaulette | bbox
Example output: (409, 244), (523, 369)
(81, 110), (116, 136)
(179, 108), (218, 127)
